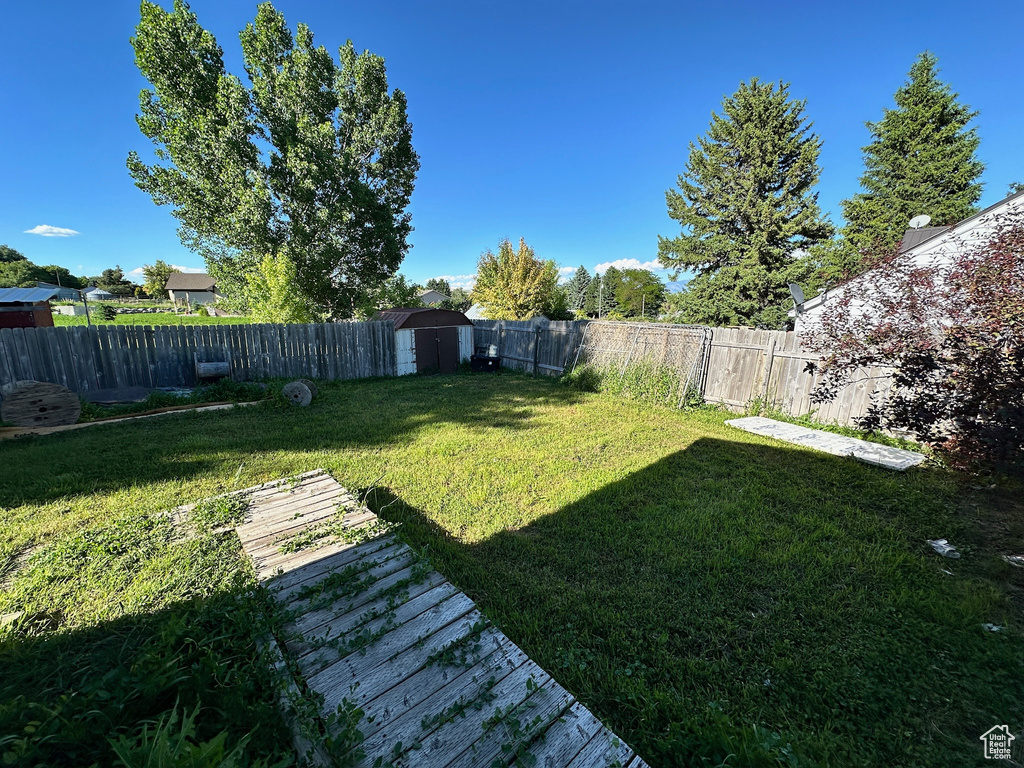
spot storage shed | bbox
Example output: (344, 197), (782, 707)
(377, 307), (473, 375)
(0, 287), (58, 329)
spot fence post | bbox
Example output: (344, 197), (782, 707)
(533, 327), (542, 377)
(760, 336), (777, 399)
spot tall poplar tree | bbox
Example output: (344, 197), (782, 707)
(841, 53), (984, 253)
(128, 1), (419, 319)
(658, 79), (832, 328)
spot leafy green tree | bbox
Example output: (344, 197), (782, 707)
(472, 238), (559, 320)
(142, 260), (179, 299)
(616, 269), (666, 318)
(563, 266), (591, 313)
(128, 1), (419, 320)
(841, 52), (983, 254)
(440, 287), (471, 313)
(0, 259), (85, 290)
(424, 278), (452, 297)
(245, 253), (318, 323)
(658, 78), (833, 328)
(353, 273), (423, 318)
(0, 245), (27, 264)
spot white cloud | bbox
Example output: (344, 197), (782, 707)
(429, 273), (476, 290)
(127, 264), (206, 279)
(593, 258), (667, 274)
(24, 224), (80, 237)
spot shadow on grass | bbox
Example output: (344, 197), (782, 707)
(0, 580), (291, 767)
(3, 375), (1022, 766)
(365, 439), (1024, 768)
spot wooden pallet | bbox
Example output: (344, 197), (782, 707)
(231, 470), (649, 768)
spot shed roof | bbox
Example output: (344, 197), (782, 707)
(375, 307), (473, 329)
(165, 272), (217, 291)
(0, 286), (60, 304)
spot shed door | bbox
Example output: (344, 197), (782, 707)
(415, 328), (438, 372)
(435, 327), (459, 373)
(414, 327), (460, 374)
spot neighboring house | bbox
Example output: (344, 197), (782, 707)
(464, 303), (487, 320)
(165, 273), (219, 306)
(35, 282), (82, 302)
(83, 286), (116, 301)
(418, 288), (449, 306)
(0, 286), (58, 329)
(792, 188), (1024, 333)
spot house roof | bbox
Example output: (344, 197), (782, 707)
(418, 288), (450, 303)
(375, 307), (473, 329)
(792, 187), (1024, 317)
(0, 286), (60, 304)
(36, 281), (82, 297)
(165, 272), (216, 291)
(899, 225), (950, 252)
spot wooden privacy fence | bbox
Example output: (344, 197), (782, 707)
(470, 320), (583, 376)
(0, 321), (396, 396)
(562, 321), (889, 426)
(702, 327), (891, 425)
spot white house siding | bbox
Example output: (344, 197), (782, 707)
(458, 325), (473, 361)
(395, 328), (416, 375)
(169, 289), (218, 306)
(794, 192), (1024, 333)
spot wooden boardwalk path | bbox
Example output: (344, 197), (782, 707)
(230, 470), (649, 768)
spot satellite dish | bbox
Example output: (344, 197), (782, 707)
(788, 282), (805, 306)
(908, 214), (932, 229)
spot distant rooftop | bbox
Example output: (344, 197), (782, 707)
(0, 286), (60, 303)
(165, 273), (216, 291)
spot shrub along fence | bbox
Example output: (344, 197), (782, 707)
(0, 321), (396, 396)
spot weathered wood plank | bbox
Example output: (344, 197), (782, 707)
(353, 631), (520, 747)
(226, 471), (645, 768)
(518, 702), (606, 768)
(441, 675), (574, 768)
(372, 650), (545, 768)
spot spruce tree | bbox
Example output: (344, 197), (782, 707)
(583, 267), (620, 317)
(658, 79), (832, 328)
(563, 266), (591, 312)
(841, 52), (983, 253)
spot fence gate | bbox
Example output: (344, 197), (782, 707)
(571, 322), (712, 407)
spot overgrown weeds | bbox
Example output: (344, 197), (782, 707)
(563, 361), (703, 409)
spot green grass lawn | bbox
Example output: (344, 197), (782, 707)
(1, 374), (1021, 766)
(52, 311), (252, 326)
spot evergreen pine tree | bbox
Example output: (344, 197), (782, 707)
(658, 79), (832, 328)
(583, 267), (620, 317)
(841, 52), (983, 253)
(563, 266), (591, 312)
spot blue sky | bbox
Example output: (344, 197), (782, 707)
(1, 1), (1021, 289)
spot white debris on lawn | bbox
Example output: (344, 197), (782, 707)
(1002, 555), (1024, 568)
(926, 539), (961, 558)
(982, 624), (1004, 632)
